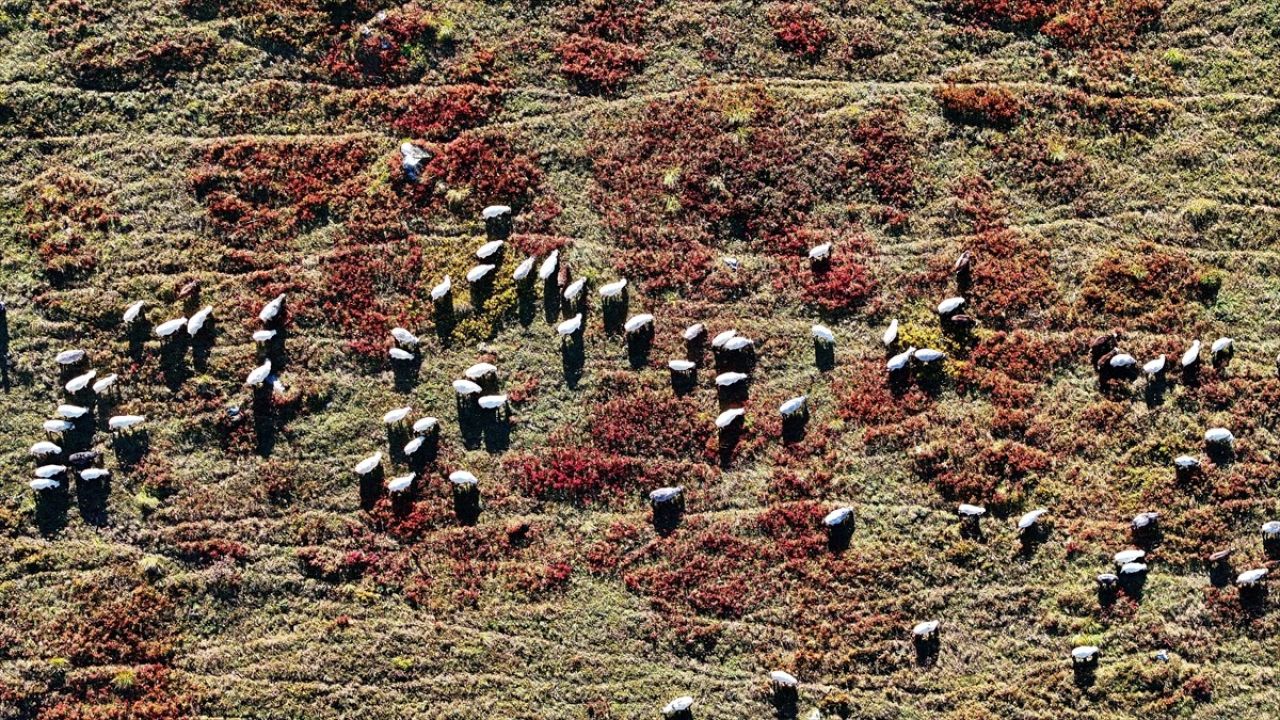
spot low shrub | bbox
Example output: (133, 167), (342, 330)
(944, 0), (1166, 49)
(37, 665), (194, 720)
(769, 3), (833, 61)
(587, 387), (713, 461)
(383, 83), (503, 140)
(506, 448), (647, 504)
(851, 101), (918, 211)
(58, 586), (176, 666)
(322, 5), (446, 85)
(799, 253), (878, 315)
(556, 35), (646, 95)
(22, 170), (115, 283)
(1080, 244), (1207, 332)
(70, 31), (217, 90)
(189, 138), (374, 245)
(936, 84), (1025, 128)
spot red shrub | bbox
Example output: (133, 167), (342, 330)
(841, 20), (888, 61)
(953, 178), (1058, 328)
(767, 467), (834, 500)
(421, 133), (544, 214)
(756, 502), (827, 559)
(851, 101), (917, 211)
(584, 520), (648, 574)
(1081, 93), (1176, 135)
(935, 84), (1025, 128)
(38, 0), (109, 46)
(506, 448), (647, 504)
(769, 3), (833, 60)
(511, 233), (571, 257)
(364, 495), (453, 542)
(978, 440), (1052, 481)
(71, 31), (217, 90)
(991, 132), (1091, 204)
(799, 254), (878, 315)
(59, 586), (176, 666)
(1080, 244), (1208, 332)
(610, 238), (719, 294)
(322, 6), (442, 85)
(189, 139), (374, 245)
(588, 387), (714, 460)
(316, 239), (426, 356)
(384, 83), (503, 140)
(837, 360), (932, 428)
(944, 0), (1166, 49)
(945, 0), (1059, 26)
(624, 528), (774, 619)
(297, 546), (377, 582)
(932, 470), (999, 504)
(1040, 0), (1165, 49)
(22, 170), (114, 282)
(640, 613), (725, 659)
(591, 85), (830, 291)
(174, 539), (251, 567)
(969, 330), (1072, 384)
(558, 0), (654, 42)
(508, 561), (574, 597)
(37, 665), (195, 720)
(556, 35), (647, 94)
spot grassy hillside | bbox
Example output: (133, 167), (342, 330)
(2, 0), (1280, 717)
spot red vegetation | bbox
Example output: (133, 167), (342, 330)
(174, 539), (251, 567)
(851, 102), (917, 215)
(555, 0), (652, 93)
(587, 388), (713, 460)
(837, 360), (934, 431)
(841, 20), (888, 61)
(624, 527), (771, 618)
(918, 435), (1049, 507)
(23, 170), (115, 282)
(189, 139), (374, 245)
(507, 561), (575, 596)
(36, 665), (195, 720)
(559, 0), (653, 42)
(71, 32), (217, 90)
(364, 495), (454, 542)
(188, 129), (550, 359)
(1040, 0), (1166, 49)
(38, 0), (109, 46)
(298, 546), (379, 582)
(556, 36), (647, 95)
(771, 227), (879, 315)
(591, 86), (833, 291)
(766, 465), (835, 501)
(383, 84), (503, 140)
(769, 3), (833, 60)
(935, 84), (1025, 128)
(953, 177), (1057, 328)
(511, 233), (571, 257)
(506, 448), (647, 504)
(971, 330), (1072, 384)
(991, 133), (1091, 205)
(956, 330), (1072, 410)
(322, 6), (442, 85)
(1080, 244), (1212, 332)
(755, 501), (828, 558)
(420, 133), (545, 214)
(317, 239), (426, 356)
(945, 0), (1166, 49)
(800, 253), (878, 315)
(59, 586), (176, 666)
